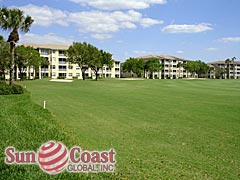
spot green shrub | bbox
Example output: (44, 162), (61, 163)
(11, 84), (24, 94)
(0, 84), (11, 95)
(0, 83), (24, 95)
(57, 76), (65, 79)
(0, 80), (6, 85)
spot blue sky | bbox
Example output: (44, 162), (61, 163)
(0, 0), (239, 62)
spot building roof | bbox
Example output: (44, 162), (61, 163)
(22, 43), (69, 50)
(137, 55), (190, 61)
(208, 60), (240, 65)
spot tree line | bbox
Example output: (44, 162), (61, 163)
(66, 42), (113, 81)
(0, 37), (114, 81)
(122, 57), (215, 78)
(0, 38), (48, 81)
(0, 7), (113, 82)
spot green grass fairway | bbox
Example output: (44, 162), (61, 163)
(20, 79), (240, 179)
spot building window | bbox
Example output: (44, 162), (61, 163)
(59, 58), (66, 64)
(52, 73), (56, 77)
(76, 67), (80, 70)
(76, 73), (80, 77)
(51, 57), (56, 62)
(68, 65), (73, 70)
(59, 65), (67, 71)
(51, 65), (55, 69)
(52, 50), (55, 54)
(40, 49), (49, 55)
(68, 73), (72, 77)
(59, 73), (66, 78)
(115, 62), (120, 67)
(59, 50), (65, 56)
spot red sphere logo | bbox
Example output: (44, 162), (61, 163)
(38, 141), (69, 174)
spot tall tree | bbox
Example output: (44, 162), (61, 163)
(225, 58), (231, 79)
(122, 57), (139, 77)
(183, 61), (200, 78)
(134, 59), (145, 78)
(195, 61), (211, 78)
(232, 57), (236, 79)
(99, 50), (113, 78)
(145, 58), (162, 79)
(15, 45), (42, 80)
(66, 42), (89, 80)
(0, 7), (34, 85)
(123, 58), (146, 78)
(0, 36), (9, 80)
(214, 66), (224, 79)
(87, 44), (102, 81)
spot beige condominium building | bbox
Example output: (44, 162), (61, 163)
(208, 60), (240, 79)
(137, 55), (191, 79)
(19, 43), (121, 80)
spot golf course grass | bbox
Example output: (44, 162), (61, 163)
(2, 79), (240, 179)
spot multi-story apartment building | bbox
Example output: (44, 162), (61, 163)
(137, 55), (191, 79)
(17, 43), (120, 80)
(207, 61), (240, 79)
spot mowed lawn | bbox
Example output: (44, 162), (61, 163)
(20, 79), (240, 179)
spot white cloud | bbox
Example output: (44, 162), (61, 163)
(69, 0), (167, 10)
(16, 5), (163, 40)
(68, 10), (162, 39)
(18, 4), (68, 26)
(91, 34), (112, 40)
(140, 18), (163, 28)
(207, 47), (218, 51)
(176, 50), (184, 54)
(220, 37), (240, 42)
(20, 33), (74, 45)
(162, 23), (213, 33)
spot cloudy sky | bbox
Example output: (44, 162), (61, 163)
(0, 0), (239, 62)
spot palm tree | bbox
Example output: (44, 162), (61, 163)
(232, 57), (236, 79)
(0, 7), (34, 85)
(225, 58), (231, 79)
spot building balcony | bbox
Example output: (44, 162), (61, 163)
(59, 69), (67, 72)
(59, 61), (67, 64)
(41, 68), (49, 72)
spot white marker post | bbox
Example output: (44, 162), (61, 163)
(43, 101), (46, 109)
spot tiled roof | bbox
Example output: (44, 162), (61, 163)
(138, 55), (189, 61)
(22, 43), (69, 50)
(208, 61), (240, 65)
